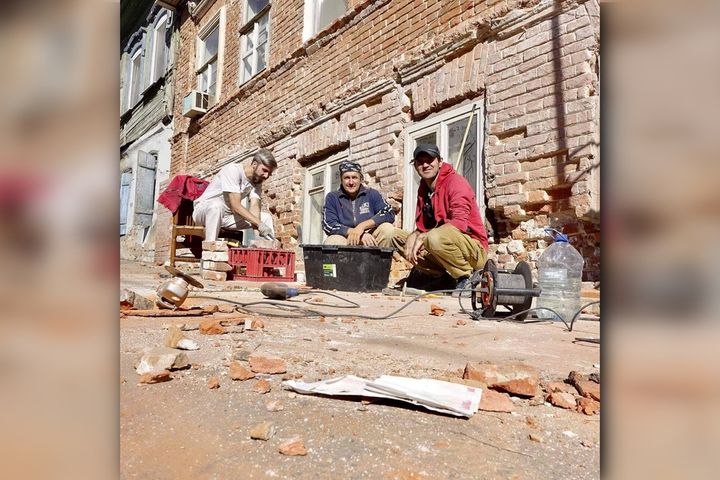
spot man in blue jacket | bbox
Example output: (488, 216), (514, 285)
(322, 160), (396, 246)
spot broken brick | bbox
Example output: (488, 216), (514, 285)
(576, 380), (600, 402)
(278, 436), (307, 456)
(138, 370), (171, 384)
(463, 361), (540, 397)
(252, 378), (271, 394)
(248, 353), (287, 374)
(229, 362), (255, 381)
(199, 319), (227, 335)
(577, 397), (600, 415)
(548, 392), (577, 410)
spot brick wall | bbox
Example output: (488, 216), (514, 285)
(167, 0), (600, 281)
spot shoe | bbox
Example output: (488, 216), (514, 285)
(423, 272), (457, 292)
(452, 276), (471, 297)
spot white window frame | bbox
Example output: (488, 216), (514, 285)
(150, 14), (168, 83)
(302, 0), (347, 42)
(196, 8), (225, 101)
(127, 48), (143, 108)
(302, 150), (349, 244)
(239, 4), (271, 85)
(402, 102), (485, 231)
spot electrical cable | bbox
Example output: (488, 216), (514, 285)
(192, 291), (601, 331)
(192, 289), (459, 320)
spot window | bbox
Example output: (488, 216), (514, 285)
(150, 14), (168, 83)
(240, 1), (270, 84)
(197, 9), (225, 100)
(403, 102), (485, 231)
(303, 0), (347, 41)
(302, 151), (347, 244)
(128, 49), (142, 107)
(198, 25), (219, 96)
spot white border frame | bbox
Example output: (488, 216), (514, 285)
(301, 149), (349, 244)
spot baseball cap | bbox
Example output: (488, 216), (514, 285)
(412, 143), (441, 162)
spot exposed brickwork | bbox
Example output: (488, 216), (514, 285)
(167, 0), (600, 281)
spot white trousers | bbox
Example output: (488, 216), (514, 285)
(192, 196), (275, 242)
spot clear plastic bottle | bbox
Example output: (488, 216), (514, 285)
(536, 228), (585, 322)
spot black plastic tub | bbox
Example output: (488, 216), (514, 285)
(300, 244), (394, 292)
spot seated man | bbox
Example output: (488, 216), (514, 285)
(322, 160), (396, 246)
(192, 149), (277, 242)
(390, 144), (489, 290)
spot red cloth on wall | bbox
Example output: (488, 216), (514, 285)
(157, 175), (209, 214)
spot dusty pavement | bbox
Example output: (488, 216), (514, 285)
(120, 260), (600, 479)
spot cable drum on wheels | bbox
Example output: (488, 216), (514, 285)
(470, 260), (540, 321)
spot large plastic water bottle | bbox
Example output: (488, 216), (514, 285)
(536, 228), (585, 322)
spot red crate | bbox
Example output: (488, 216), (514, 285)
(227, 248), (296, 282)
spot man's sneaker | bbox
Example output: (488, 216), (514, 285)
(452, 276), (471, 297)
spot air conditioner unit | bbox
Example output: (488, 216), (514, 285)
(182, 90), (214, 118)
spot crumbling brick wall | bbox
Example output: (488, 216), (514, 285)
(164, 0), (600, 282)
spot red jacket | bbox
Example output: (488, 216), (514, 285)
(157, 175), (209, 214)
(415, 162), (489, 251)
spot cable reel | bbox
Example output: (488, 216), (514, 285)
(470, 260), (540, 320)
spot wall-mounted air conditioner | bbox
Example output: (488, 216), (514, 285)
(182, 90), (214, 118)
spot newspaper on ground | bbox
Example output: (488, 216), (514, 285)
(282, 375), (483, 417)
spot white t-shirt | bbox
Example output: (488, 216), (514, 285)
(195, 163), (262, 205)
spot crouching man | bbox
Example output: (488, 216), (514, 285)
(192, 149), (277, 241)
(322, 160), (396, 246)
(390, 144), (489, 291)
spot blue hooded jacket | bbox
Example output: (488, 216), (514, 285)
(322, 185), (395, 237)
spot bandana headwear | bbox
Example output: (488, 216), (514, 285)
(338, 160), (363, 179)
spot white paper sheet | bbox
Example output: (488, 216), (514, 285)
(283, 375), (482, 417)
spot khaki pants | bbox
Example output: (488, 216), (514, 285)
(390, 223), (488, 279)
(324, 222), (396, 247)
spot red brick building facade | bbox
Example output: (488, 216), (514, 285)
(156, 0), (600, 282)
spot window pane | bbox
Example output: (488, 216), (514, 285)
(308, 190), (325, 244)
(448, 115), (478, 197)
(257, 23), (268, 45)
(318, 0), (347, 33)
(311, 171), (324, 189)
(246, 0), (269, 22)
(330, 163), (341, 191)
(256, 42), (266, 72)
(203, 26), (219, 63)
(198, 69), (207, 91)
(154, 22), (166, 80)
(208, 61), (217, 96)
(131, 54), (142, 104)
(242, 57), (252, 82)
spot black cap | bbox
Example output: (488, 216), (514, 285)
(412, 143), (441, 162)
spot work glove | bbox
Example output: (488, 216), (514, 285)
(257, 222), (275, 240)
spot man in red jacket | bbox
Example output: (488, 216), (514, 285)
(391, 144), (489, 291)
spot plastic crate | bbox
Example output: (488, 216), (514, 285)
(227, 248), (296, 282)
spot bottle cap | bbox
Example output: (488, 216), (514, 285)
(544, 228), (569, 242)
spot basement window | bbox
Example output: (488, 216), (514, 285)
(302, 0), (347, 42)
(402, 102), (485, 231)
(240, 1), (271, 84)
(302, 150), (347, 244)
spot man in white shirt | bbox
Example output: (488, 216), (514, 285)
(192, 149), (277, 241)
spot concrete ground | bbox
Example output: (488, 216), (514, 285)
(120, 260), (600, 479)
